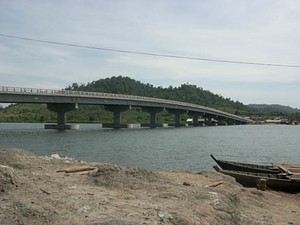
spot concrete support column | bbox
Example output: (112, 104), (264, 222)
(226, 119), (235, 125)
(175, 113), (181, 127)
(168, 109), (187, 127)
(57, 111), (66, 126)
(45, 103), (78, 130)
(142, 107), (164, 128)
(113, 111), (121, 125)
(187, 111), (203, 126)
(104, 105), (131, 129)
(217, 117), (227, 126)
(204, 114), (217, 126)
(205, 117), (212, 126)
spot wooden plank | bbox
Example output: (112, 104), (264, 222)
(275, 163), (300, 168)
(287, 169), (300, 173)
(57, 166), (97, 173)
(277, 165), (293, 175)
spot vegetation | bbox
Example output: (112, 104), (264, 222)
(0, 103), (178, 124)
(66, 76), (254, 116)
(248, 104), (300, 122)
(248, 104), (300, 114)
(0, 104), (56, 123)
(0, 76), (299, 123)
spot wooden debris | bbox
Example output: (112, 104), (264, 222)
(57, 166), (96, 173)
(278, 163), (300, 168)
(183, 181), (191, 186)
(208, 181), (223, 188)
(40, 188), (51, 195)
(277, 165), (293, 176)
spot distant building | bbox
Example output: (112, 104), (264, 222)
(186, 118), (205, 124)
(265, 118), (289, 124)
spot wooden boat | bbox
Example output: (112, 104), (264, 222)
(213, 166), (300, 193)
(210, 155), (281, 174)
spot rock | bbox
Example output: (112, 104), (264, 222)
(158, 211), (173, 222)
(183, 181), (191, 186)
(50, 153), (61, 159)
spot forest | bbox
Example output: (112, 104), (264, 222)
(66, 76), (252, 115)
(0, 76), (299, 123)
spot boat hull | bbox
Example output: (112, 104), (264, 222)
(214, 166), (300, 193)
(211, 155), (280, 174)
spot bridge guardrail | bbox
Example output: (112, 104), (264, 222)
(0, 86), (251, 122)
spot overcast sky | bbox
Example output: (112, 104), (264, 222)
(1, 0), (300, 108)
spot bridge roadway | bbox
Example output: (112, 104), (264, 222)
(0, 86), (252, 129)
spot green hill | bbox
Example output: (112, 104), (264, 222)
(248, 104), (300, 114)
(66, 76), (253, 115)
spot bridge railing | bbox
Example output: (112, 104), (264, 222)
(0, 86), (251, 122)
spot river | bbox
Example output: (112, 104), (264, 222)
(0, 123), (299, 171)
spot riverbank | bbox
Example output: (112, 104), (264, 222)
(0, 148), (299, 225)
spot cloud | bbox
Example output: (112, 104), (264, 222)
(105, 53), (300, 84)
(1, 0), (300, 107)
(214, 83), (300, 107)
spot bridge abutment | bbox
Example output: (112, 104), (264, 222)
(45, 103), (78, 130)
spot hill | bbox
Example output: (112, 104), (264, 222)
(66, 76), (253, 115)
(248, 104), (300, 114)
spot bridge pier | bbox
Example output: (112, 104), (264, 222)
(226, 119), (234, 125)
(205, 117), (212, 126)
(217, 117), (227, 126)
(168, 109), (187, 127)
(142, 107), (164, 128)
(104, 105), (131, 129)
(204, 115), (218, 126)
(225, 118), (240, 125)
(187, 111), (204, 126)
(45, 103), (79, 130)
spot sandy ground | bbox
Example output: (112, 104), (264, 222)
(0, 148), (299, 225)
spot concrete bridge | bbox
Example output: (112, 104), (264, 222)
(0, 86), (252, 130)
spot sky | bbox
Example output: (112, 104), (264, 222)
(0, 0), (300, 108)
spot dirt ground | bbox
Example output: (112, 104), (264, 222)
(0, 148), (299, 225)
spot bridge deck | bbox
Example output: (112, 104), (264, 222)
(0, 86), (252, 123)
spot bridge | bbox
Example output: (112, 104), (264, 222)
(0, 86), (252, 130)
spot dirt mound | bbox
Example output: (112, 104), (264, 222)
(92, 163), (161, 189)
(0, 165), (18, 192)
(1, 199), (56, 225)
(0, 148), (39, 169)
